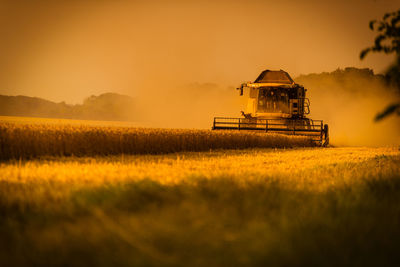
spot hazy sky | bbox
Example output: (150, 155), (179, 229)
(0, 0), (399, 103)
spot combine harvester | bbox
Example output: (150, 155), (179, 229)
(212, 69), (329, 146)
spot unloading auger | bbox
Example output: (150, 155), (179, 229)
(212, 69), (329, 146)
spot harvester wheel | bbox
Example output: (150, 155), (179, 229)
(323, 124), (329, 146)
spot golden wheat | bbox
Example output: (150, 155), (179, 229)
(0, 147), (399, 266)
(0, 117), (316, 160)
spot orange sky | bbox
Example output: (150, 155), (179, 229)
(0, 0), (399, 103)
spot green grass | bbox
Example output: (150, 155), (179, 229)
(1, 147), (400, 266)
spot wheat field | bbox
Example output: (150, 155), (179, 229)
(1, 116), (400, 266)
(0, 116), (315, 160)
(1, 145), (400, 266)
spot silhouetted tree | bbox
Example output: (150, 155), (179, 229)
(360, 9), (400, 121)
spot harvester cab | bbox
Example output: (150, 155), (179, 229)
(212, 69), (329, 146)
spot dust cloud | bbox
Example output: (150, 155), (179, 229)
(134, 83), (241, 129)
(133, 68), (400, 147)
(296, 69), (400, 147)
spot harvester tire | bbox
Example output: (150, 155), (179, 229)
(323, 124), (329, 146)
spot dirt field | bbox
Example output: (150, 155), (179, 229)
(1, 144), (399, 266)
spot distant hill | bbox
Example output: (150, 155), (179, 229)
(0, 93), (136, 121)
(293, 67), (400, 146)
(295, 67), (390, 96)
